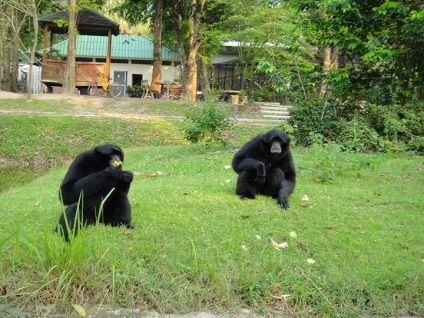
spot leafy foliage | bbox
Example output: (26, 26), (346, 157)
(126, 85), (143, 98)
(182, 96), (233, 146)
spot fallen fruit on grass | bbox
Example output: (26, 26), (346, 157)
(307, 258), (315, 264)
(268, 238), (288, 251)
(72, 304), (86, 317)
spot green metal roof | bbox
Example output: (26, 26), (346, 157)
(51, 34), (180, 60)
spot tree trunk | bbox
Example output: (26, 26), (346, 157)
(197, 56), (210, 97)
(319, 46), (331, 98)
(173, 0), (205, 101)
(182, 55), (198, 101)
(2, 42), (11, 91)
(11, 9), (22, 93)
(26, 0), (39, 98)
(63, 0), (77, 94)
(319, 46), (338, 99)
(1, 4), (12, 91)
(150, 0), (163, 97)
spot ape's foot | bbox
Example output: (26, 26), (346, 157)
(126, 223), (135, 229)
(239, 195), (255, 201)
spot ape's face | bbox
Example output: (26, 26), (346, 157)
(109, 155), (123, 167)
(94, 144), (124, 167)
(263, 130), (290, 155)
(270, 139), (283, 154)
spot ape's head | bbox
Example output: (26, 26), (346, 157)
(262, 129), (291, 156)
(95, 144), (124, 168)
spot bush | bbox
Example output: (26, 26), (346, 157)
(336, 120), (383, 152)
(365, 99), (424, 154)
(290, 97), (424, 154)
(289, 99), (340, 146)
(182, 96), (234, 146)
(126, 85), (143, 98)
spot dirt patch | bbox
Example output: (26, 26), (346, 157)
(0, 90), (155, 115)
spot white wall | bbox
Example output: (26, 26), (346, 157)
(211, 52), (238, 65)
(110, 60), (180, 87)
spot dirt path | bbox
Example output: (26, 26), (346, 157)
(0, 90), (153, 114)
(0, 90), (274, 125)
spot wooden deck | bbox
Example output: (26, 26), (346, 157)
(41, 60), (106, 89)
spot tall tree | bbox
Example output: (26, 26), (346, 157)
(293, 0), (424, 104)
(171, 0), (205, 101)
(113, 0), (163, 94)
(0, 0), (49, 96)
(62, 0), (77, 94)
(0, 2), (12, 91)
(116, 0), (225, 101)
(220, 0), (316, 103)
(151, 0), (163, 95)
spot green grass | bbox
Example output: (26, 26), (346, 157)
(1, 146), (423, 316)
(0, 98), (423, 316)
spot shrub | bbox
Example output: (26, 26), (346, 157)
(336, 120), (383, 152)
(364, 99), (424, 154)
(289, 99), (340, 146)
(307, 134), (344, 183)
(126, 85), (143, 98)
(290, 97), (423, 154)
(182, 96), (234, 146)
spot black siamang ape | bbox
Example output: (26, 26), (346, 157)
(232, 129), (296, 209)
(56, 144), (133, 240)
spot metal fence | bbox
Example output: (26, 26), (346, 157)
(18, 65), (45, 94)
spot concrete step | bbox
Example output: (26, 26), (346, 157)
(261, 105), (292, 110)
(253, 102), (293, 120)
(236, 117), (289, 125)
(263, 115), (291, 119)
(254, 102), (281, 106)
(260, 110), (290, 115)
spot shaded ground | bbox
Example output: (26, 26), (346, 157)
(0, 91), (180, 119)
(0, 90), (272, 125)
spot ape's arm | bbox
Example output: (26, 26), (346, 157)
(277, 152), (296, 209)
(60, 165), (121, 205)
(232, 155), (267, 183)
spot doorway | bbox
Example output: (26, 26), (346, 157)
(113, 71), (127, 97)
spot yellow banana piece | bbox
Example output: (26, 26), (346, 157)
(111, 160), (123, 167)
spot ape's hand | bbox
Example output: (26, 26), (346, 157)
(106, 166), (122, 179)
(121, 170), (133, 183)
(278, 196), (290, 210)
(255, 162), (266, 183)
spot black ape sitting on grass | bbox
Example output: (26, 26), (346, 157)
(232, 129), (296, 209)
(56, 144), (133, 240)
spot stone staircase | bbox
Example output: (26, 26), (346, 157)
(255, 102), (292, 121)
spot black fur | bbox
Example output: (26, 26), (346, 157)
(56, 144), (133, 240)
(232, 129), (296, 209)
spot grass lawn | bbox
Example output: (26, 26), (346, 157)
(0, 97), (423, 317)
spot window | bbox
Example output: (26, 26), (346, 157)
(132, 74), (143, 86)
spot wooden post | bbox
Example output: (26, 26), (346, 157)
(42, 24), (49, 63)
(49, 27), (54, 59)
(106, 29), (112, 78)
